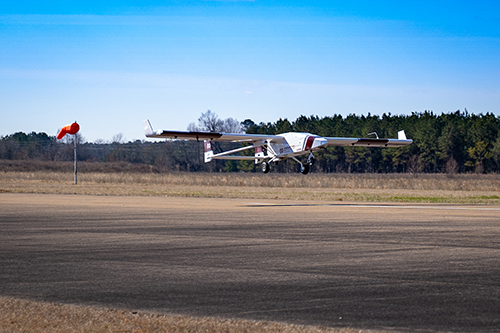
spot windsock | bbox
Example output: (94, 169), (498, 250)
(57, 122), (80, 140)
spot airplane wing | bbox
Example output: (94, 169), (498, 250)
(325, 130), (412, 147)
(145, 120), (412, 147)
(144, 120), (282, 143)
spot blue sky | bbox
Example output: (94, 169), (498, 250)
(1, 1), (499, 142)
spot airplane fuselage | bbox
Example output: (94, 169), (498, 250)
(269, 132), (328, 160)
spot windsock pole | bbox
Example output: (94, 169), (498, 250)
(56, 121), (80, 185)
(74, 134), (77, 184)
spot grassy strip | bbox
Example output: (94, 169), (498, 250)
(1, 171), (499, 204)
(2, 170), (500, 190)
(1, 296), (377, 333)
(2, 182), (500, 204)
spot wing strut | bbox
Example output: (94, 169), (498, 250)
(207, 144), (261, 161)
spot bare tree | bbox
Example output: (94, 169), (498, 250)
(112, 133), (125, 144)
(187, 110), (241, 133)
(223, 117), (243, 133)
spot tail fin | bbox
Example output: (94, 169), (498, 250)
(398, 130), (407, 140)
(144, 119), (155, 137)
(204, 140), (213, 163)
(254, 146), (265, 164)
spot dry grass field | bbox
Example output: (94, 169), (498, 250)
(1, 168), (499, 204)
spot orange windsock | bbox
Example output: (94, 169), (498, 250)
(57, 122), (80, 140)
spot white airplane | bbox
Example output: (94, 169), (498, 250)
(144, 119), (412, 174)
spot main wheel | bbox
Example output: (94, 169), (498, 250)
(261, 161), (270, 173)
(300, 163), (309, 175)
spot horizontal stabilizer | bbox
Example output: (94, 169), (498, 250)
(326, 131), (412, 147)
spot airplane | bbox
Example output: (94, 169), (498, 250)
(144, 119), (412, 174)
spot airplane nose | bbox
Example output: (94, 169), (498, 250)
(313, 137), (328, 149)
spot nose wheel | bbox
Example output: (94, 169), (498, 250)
(291, 157), (310, 175)
(300, 163), (310, 175)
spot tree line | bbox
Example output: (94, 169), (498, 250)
(1, 110), (500, 174)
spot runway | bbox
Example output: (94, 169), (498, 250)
(1, 193), (499, 332)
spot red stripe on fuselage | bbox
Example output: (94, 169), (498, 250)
(304, 136), (315, 151)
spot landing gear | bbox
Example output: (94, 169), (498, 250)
(291, 156), (310, 175)
(261, 161), (270, 173)
(291, 154), (314, 175)
(300, 163), (310, 175)
(307, 154), (316, 166)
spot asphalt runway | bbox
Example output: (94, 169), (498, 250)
(1, 193), (500, 332)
